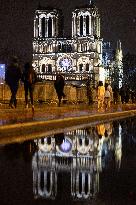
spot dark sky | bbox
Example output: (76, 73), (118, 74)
(0, 0), (136, 64)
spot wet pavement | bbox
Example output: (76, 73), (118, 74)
(0, 117), (136, 205)
(0, 102), (136, 125)
(0, 102), (136, 145)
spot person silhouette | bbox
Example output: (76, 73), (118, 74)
(54, 74), (65, 106)
(5, 56), (22, 108)
(97, 81), (105, 110)
(22, 62), (37, 111)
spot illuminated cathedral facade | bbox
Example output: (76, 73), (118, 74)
(33, 0), (123, 86)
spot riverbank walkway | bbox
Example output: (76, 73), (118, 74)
(0, 102), (136, 145)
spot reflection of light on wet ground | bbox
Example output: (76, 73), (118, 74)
(0, 104), (136, 127)
(6, 112), (92, 123)
(59, 138), (72, 153)
(0, 110), (92, 125)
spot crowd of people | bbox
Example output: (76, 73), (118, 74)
(96, 81), (113, 111)
(86, 79), (136, 111)
(5, 56), (66, 110)
(4, 56), (135, 111)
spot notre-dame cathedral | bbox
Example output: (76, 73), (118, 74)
(32, 0), (123, 87)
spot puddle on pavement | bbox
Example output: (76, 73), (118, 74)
(0, 117), (136, 205)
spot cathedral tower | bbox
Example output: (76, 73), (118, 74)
(34, 6), (63, 39)
(72, 0), (100, 38)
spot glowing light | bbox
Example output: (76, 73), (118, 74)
(59, 139), (72, 153)
(0, 64), (5, 84)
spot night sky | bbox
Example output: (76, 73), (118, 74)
(0, 0), (136, 64)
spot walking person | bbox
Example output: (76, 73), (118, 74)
(22, 62), (37, 111)
(54, 73), (65, 107)
(97, 81), (105, 110)
(5, 56), (22, 108)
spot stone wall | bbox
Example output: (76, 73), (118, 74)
(0, 82), (90, 104)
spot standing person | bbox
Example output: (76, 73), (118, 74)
(107, 84), (113, 102)
(22, 62), (37, 111)
(54, 74), (65, 107)
(5, 56), (22, 108)
(86, 76), (93, 105)
(104, 86), (111, 110)
(97, 81), (105, 110)
(104, 83), (113, 110)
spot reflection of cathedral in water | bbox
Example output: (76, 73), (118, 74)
(32, 122), (122, 200)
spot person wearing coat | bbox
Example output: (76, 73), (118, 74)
(97, 81), (105, 110)
(5, 56), (22, 108)
(22, 62), (37, 111)
(54, 74), (65, 107)
(86, 77), (93, 105)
